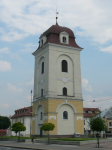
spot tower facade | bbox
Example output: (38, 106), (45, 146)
(32, 24), (84, 137)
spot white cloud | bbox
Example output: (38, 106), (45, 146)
(1, 104), (10, 108)
(24, 43), (38, 47)
(83, 95), (112, 111)
(25, 79), (33, 86)
(10, 53), (22, 61)
(7, 83), (22, 92)
(0, 0), (112, 43)
(1, 32), (29, 42)
(0, 60), (11, 71)
(82, 79), (92, 92)
(0, 47), (10, 54)
(99, 45), (112, 54)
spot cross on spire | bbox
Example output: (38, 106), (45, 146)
(56, 8), (59, 25)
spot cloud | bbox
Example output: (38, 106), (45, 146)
(20, 43), (37, 53)
(0, 0), (112, 43)
(0, 47), (10, 54)
(99, 45), (112, 54)
(7, 83), (23, 92)
(82, 79), (92, 92)
(0, 60), (11, 71)
(1, 104), (10, 108)
(1, 32), (29, 42)
(24, 43), (37, 47)
(10, 53), (22, 61)
(83, 95), (112, 111)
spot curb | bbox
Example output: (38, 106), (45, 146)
(0, 144), (51, 150)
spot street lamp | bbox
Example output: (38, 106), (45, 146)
(30, 90), (32, 137)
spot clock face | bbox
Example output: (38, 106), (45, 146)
(62, 77), (68, 83)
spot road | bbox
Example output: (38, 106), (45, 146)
(1, 140), (112, 150)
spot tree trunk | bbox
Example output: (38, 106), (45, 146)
(18, 131), (20, 142)
(97, 132), (99, 148)
(48, 131), (49, 144)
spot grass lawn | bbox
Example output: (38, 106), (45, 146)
(50, 138), (98, 141)
(0, 136), (46, 139)
(0, 136), (99, 141)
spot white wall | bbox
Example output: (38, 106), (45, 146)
(57, 104), (75, 135)
(35, 104), (44, 135)
(11, 116), (31, 137)
(33, 42), (83, 100)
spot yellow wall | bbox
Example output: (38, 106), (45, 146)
(32, 98), (84, 135)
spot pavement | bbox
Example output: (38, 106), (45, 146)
(0, 140), (112, 150)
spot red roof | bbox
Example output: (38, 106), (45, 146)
(83, 108), (100, 118)
(11, 106), (32, 119)
(0, 129), (7, 132)
(33, 24), (83, 54)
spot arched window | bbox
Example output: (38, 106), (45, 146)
(41, 89), (43, 97)
(63, 87), (67, 96)
(40, 112), (42, 120)
(63, 111), (68, 119)
(62, 36), (66, 43)
(41, 62), (44, 74)
(62, 60), (68, 72)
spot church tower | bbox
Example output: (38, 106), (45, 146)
(32, 21), (84, 137)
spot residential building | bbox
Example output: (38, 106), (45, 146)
(11, 106), (32, 137)
(83, 108), (100, 135)
(100, 107), (112, 131)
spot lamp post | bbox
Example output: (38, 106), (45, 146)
(30, 90), (32, 137)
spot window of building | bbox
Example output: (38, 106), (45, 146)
(62, 60), (68, 72)
(23, 119), (24, 124)
(84, 120), (85, 125)
(63, 111), (68, 119)
(41, 89), (43, 97)
(63, 87), (67, 96)
(41, 62), (44, 74)
(40, 112), (42, 120)
(62, 36), (66, 43)
(41, 39), (43, 46)
(109, 122), (112, 126)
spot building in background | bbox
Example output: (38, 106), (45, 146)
(100, 107), (112, 131)
(83, 108), (100, 136)
(11, 106), (32, 137)
(32, 20), (84, 137)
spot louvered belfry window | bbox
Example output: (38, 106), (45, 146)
(62, 60), (68, 72)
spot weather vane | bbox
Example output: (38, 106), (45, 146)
(56, 8), (59, 25)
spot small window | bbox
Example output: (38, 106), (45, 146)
(41, 62), (44, 74)
(41, 39), (43, 45)
(62, 60), (68, 72)
(63, 87), (67, 96)
(109, 122), (112, 126)
(63, 111), (68, 119)
(62, 36), (66, 43)
(40, 112), (42, 120)
(41, 89), (43, 97)
(23, 119), (24, 124)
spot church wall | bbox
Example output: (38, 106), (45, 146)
(32, 98), (84, 135)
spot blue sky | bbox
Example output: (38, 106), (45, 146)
(0, 0), (112, 116)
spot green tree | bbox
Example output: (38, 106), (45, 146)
(11, 122), (26, 142)
(0, 116), (11, 129)
(89, 116), (105, 148)
(41, 123), (55, 144)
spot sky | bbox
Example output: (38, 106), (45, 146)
(0, 0), (112, 116)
